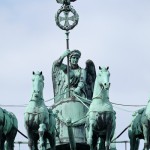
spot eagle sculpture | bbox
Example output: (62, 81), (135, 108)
(56, 0), (77, 5)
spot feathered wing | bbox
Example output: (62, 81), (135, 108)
(85, 59), (96, 100)
(52, 63), (66, 103)
(56, 0), (63, 4)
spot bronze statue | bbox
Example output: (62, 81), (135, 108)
(52, 50), (96, 150)
(128, 100), (150, 150)
(0, 108), (18, 150)
(24, 71), (56, 150)
(86, 67), (116, 150)
(52, 49), (96, 102)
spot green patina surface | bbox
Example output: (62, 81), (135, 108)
(52, 50), (116, 150)
(0, 108), (18, 150)
(128, 99), (150, 150)
(24, 72), (56, 150)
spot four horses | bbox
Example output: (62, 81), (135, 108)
(24, 71), (56, 150)
(0, 108), (18, 150)
(86, 66), (116, 150)
(1, 67), (149, 149)
(128, 100), (150, 150)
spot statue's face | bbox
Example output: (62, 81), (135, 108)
(70, 55), (79, 65)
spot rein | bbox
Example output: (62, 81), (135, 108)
(29, 98), (44, 102)
(92, 96), (109, 100)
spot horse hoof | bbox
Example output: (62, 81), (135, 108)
(87, 138), (92, 145)
(144, 143), (149, 150)
(39, 145), (46, 150)
(28, 141), (33, 147)
(105, 146), (109, 150)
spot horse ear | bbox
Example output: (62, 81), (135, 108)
(106, 66), (109, 70)
(40, 71), (42, 75)
(99, 66), (102, 70)
(33, 71), (35, 75)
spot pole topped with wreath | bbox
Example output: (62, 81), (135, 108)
(55, 0), (79, 31)
(55, 0), (79, 97)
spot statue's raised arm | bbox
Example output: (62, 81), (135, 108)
(52, 50), (86, 102)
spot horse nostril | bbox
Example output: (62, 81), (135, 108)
(104, 83), (106, 86)
(100, 84), (104, 89)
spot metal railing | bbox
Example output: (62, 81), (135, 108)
(14, 141), (28, 150)
(113, 141), (129, 150)
(14, 140), (130, 150)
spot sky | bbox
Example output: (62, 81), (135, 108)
(0, 0), (150, 149)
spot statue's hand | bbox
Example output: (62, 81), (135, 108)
(74, 87), (81, 95)
(62, 49), (71, 58)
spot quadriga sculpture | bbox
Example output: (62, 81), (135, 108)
(24, 71), (56, 150)
(0, 108), (18, 150)
(86, 67), (116, 150)
(128, 99), (150, 150)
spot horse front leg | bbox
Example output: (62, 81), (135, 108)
(38, 123), (46, 150)
(87, 120), (95, 150)
(47, 131), (56, 150)
(0, 134), (5, 150)
(24, 114), (35, 150)
(98, 138), (105, 150)
(143, 123), (149, 150)
(5, 135), (16, 150)
(128, 128), (139, 150)
(105, 129), (111, 150)
(25, 127), (34, 150)
(105, 121), (114, 150)
(0, 125), (5, 150)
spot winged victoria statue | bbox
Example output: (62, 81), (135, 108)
(52, 49), (96, 102)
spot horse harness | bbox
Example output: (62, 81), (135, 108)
(88, 110), (115, 120)
(1, 108), (15, 134)
(87, 111), (115, 134)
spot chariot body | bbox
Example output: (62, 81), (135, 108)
(50, 51), (95, 150)
(49, 50), (116, 150)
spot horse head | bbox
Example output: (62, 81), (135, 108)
(32, 71), (44, 99)
(97, 66), (110, 91)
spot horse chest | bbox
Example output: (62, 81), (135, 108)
(26, 105), (46, 113)
(89, 101), (114, 113)
(25, 106), (49, 126)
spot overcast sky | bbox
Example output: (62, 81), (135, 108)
(0, 0), (150, 149)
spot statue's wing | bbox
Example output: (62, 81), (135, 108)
(56, 0), (63, 4)
(52, 62), (66, 103)
(85, 60), (96, 100)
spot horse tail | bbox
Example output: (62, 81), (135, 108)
(14, 126), (28, 139)
(111, 124), (131, 142)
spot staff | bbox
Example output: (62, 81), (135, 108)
(65, 31), (70, 97)
(55, 0), (79, 97)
